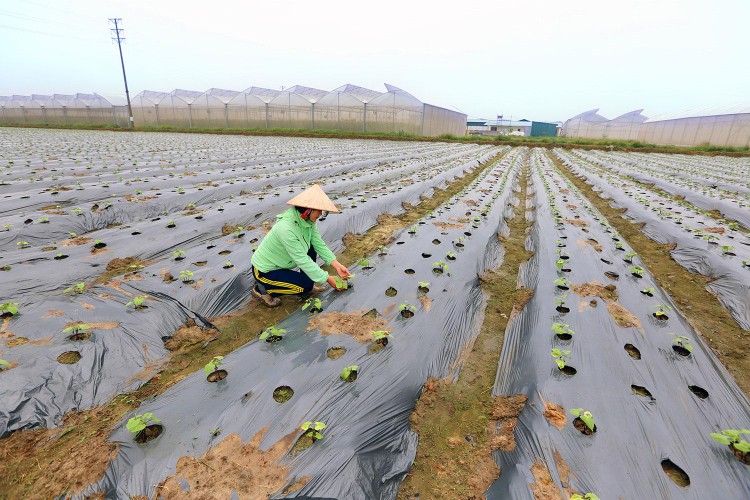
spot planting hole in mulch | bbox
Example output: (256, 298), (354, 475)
(342, 369), (358, 382)
(688, 385), (709, 399)
(631, 385), (654, 399)
(543, 403), (567, 430)
(605, 271), (620, 281)
(661, 459), (690, 487)
(652, 312), (669, 321)
(93, 242), (106, 249)
(432, 239), (441, 245)
(273, 386), (294, 403)
(731, 446), (750, 465)
(218, 250), (231, 256)
(601, 259), (612, 265)
(640, 290), (654, 297)
(54, 254), (69, 260)
(135, 424), (164, 444)
(207, 369), (228, 382)
(625, 344), (642, 360)
(557, 284), (569, 290)
(396, 241), (405, 245)
(555, 306), (571, 314)
(559, 365), (577, 376)
(57, 351), (81, 364)
(432, 268), (444, 275)
(405, 268), (415, 275)
(421, 253), (432, 258)
(67, 330), (92, 341)
(401, 309), (414, 318)
(464, 231), (472, 236)
(326, 346), (345, 359)
(418, 285), (430, 293)
(385, 287), (398, 297)
(573, 417), (596, 435)
(672, 345), (691, 357)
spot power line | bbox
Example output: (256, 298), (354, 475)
(109, 18), (133, 127)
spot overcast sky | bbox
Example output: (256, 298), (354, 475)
(1, 0), (748, 122)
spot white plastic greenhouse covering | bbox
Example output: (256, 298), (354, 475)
(562, 105), (750, 147)
(0, 84), (467, 137)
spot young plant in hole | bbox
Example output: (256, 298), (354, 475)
(556, 239), (565, 248)
(641, 287), (655, 296)
(64, 282), (85, 294)
(302, 297), (323, 313)
(166, 219), (176, 228)
(372, 330), (393, 345)
(127, 413), (162, 439)
(624, 251), (637, 263)
(408, 225), (418, 234)
(570, 408), (596, 433)
(630, 266), (645, 278)
(722, 244), (735, 255)
(703, 234), (719, 244)
(554, 294), (569, 311)
(652, 303), (672, 319)
(556, 259), (566, 270)
(2, 223), (11, 231)
(179, 269), (194, 283)
(551, 348), (571, 369)
(552, 322), (574, 339)
(711, 429), (750, 455)
(357, 258), (372, 269)
(333, 276), (350, 289)
(418, 281), (430, 293)
(259, 326), (286, 342)
(432, 260), (449, 274)
(377, 245), (389, 255)
(446, 251), (457, 261)
(553, 277), (569, 289)
(37, 216), (49, 224)
(17, 241), (30, 249)
(0, 302), (19, 317)
(341, 365), (358, 382)
(669, 333), (693, 355)
(125, 294), (148, 309)
(223, 260), (233, 269)
(233, 226), (244, 238)
(0, 359), (10, 371)
(555, 249), (570, 259)
(614, 241), (624, 250)
(68, 232), (77, 238)
(399, 303), (417, 318)
(93, 239), (106, 249)
(453, 236), (465, 247)
(300, 421), (326, 442)
(63, 323), (92, 337)
(203, 355), (224, 375)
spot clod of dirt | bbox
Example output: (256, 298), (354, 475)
(326, 346), (346, 359)
(164, 319), (218, 351)
(105, 257), (143, 272)
(307, 310), (389, 344)
(156, 428), (299, 499)
(529, 460), (564, 499)
(608, 302), (643, 329)
(543, 403), (567, 430)
(564, 218), (589, 227)
(661, 459), (690, 487)
(418, 295), (432, 312)
(61, 236), (93, 247)
(489, 394), (528, 451)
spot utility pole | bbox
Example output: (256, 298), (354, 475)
(109, 18), (134, 128)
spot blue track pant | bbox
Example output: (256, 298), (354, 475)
(252, 247), (318, 297)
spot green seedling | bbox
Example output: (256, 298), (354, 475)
(179, 269), (194, 283)
(556, 259), (566, 270)
(224, 260), (233, 268)
(0, 302), (19, 317)
(408, 225), (418, 234)
(551, 348), (571, 369)
(630, 266), (645, 277)
(743, 260), (750, 268)
(166, 219), (176, 228)
(357, 258), (370, 267)
(2, 223), (12, 230)
(233, 226), (244, 237)
(398, 303), (417, 317)
(453, 236), (465, 246)
(418, 281), (430, 292)
(432, 261), (449, 273)
(711, 429), (750, 452)
(570, 494), (600, 500)
(570, 408), (595, 432)
(1, 265), (10, 271)
(300, 421), (326, 441)
(614, 241), (625, 250)
(554, 295), (568, 308)
(259, 326), (286, 341)
(125, 294), (148, 309)
(65, 282), (85, 294)
(722, 245), (734, 254)
(37, 217), (49, 223)
(126, 413), (161, 435)
(302, 297), (323, 312)
(551, 322), (574, 337)
(177, 187), (185, 194)
(173, 249), (186, 260)
(341, 365), (358, 381)
(728, 222), (739, 231)
(0, 359), (10, 370)
(446, 251), (457, 260)
(652, 303), (673, 317)
(63, 323), (92, 335)
(68, 232), (77, 238)
(641, 287), (655, 295)
(669, 333), (693, 353)
(377, 245), (389, 255)
(624, 251), (637, 262)
(17, 241), (30, 248)
(553, 277), (569, 288)
(333, 276), (350, 289)
(203, 355), (224, 374)
(185, 203), (196, 210)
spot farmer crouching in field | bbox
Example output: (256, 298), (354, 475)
(250, 184), (351, 307)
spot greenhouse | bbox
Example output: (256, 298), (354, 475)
(561, 105), (750, 147)
(0, 84), (467, 136)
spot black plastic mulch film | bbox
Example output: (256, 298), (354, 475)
(0, 128), (501, 437)
(488, 149), (750, 499)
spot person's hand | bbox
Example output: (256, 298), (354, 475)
(327, 275), (347, 291)
(331, 260), (351, 280)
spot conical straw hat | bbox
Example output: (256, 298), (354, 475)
(286, 184), (339, 213)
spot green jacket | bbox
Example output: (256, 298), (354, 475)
(251, 207), (336, 284)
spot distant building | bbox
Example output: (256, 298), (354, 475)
(467, 118), (560, 137)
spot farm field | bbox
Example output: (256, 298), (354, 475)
(0, 128), (748, 498)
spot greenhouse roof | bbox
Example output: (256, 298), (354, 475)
(643, 103), (750, 122)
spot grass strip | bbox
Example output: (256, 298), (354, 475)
(0, 150), (504, 498)
(550, 150), (750, 398)
(397, 159), (534, 498)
